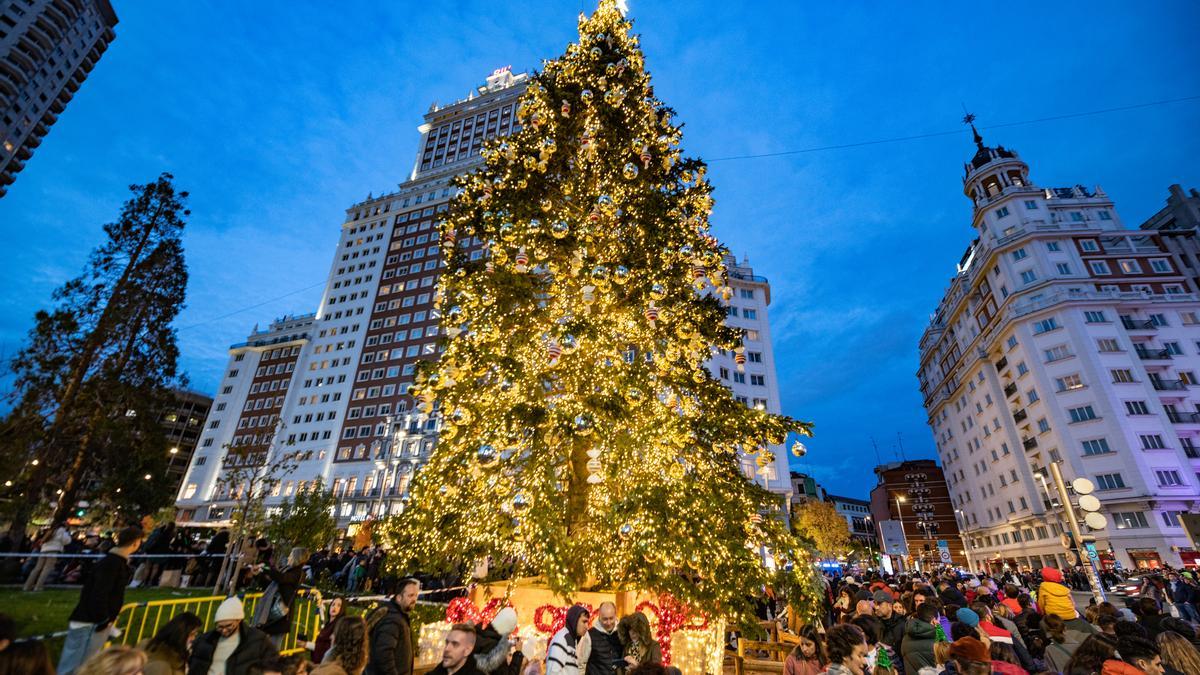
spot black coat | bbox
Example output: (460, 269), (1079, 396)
(258, 564), (304, 635)
(429, 659), (485, 675)
(188, 623), (278, 675)
(585, 627), (623, 675)
(366, 599), (414, 675)
(68, 552), (132, 627)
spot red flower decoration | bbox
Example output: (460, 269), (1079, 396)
(635, 593), (709, 666)
(445, 597), (510, 626)
(534, 603), (595, 635)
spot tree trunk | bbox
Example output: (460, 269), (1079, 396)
(10, 203), (165, 538)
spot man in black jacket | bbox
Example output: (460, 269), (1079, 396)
(586, 602), (622, 675)
(188, 596), (279, 675)
(57, 525), (143, 675)
(366, 577), (421, 675)
(430, 624), (484, 675)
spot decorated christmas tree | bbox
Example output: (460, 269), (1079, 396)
(386, 0), (816, 621)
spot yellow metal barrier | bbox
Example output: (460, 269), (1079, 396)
(109, 589), (324, 656)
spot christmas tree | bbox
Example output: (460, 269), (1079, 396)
(386, 0), (816, 621)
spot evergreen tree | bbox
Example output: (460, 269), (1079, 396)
(265, 477), (339, 556)
(385, 2), (816, 621)
(2, 173), (189, 534)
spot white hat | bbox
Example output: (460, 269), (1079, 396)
(491, 607), (518, 635)
(215, 596), (245, 622)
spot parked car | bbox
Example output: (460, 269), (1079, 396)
(1111, 576), (1146, 605)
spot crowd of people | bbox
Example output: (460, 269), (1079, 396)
(785, 565), (1200, 675)
(7, 520), (1200, 675)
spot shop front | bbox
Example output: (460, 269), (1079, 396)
(1127, 548), (1163, 570)
(1180, 549), (1200, 570)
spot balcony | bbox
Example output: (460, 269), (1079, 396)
(1123, 318), (1157, 330)
(1185, 445), (1200, 459)
(995, 357), (1008, 371)
(1167, 411), (1200, 424)
(1004, 383), (1019, 398)
(1012, 409), (1028, 423)
(1136, 347), (1172, 360)
(1023, 437), (1039, 451)
(1153, 379), (1187, 391)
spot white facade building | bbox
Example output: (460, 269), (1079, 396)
(177, 68), (794, 529)
(918, 129), (1200, 572)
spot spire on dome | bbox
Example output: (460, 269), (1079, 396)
(962, 112), (984, 150)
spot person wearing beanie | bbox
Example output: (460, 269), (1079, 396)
(947, 637), (989, 670)
(585, 602), (620, 675)
(188, 595), (278, 675)
(474, 607), (524, 675)
(1038, 567), (1081, 620)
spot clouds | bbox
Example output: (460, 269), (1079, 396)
(0, 0), (1198, 497)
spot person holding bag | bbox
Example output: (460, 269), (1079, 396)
(252, 547), (308, 648)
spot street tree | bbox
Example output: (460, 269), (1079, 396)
(793, 500), (853, 558)
(2, 173), (189, 536)
(265, 477), (338, 557)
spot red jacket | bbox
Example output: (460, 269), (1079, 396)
(991, 661), (1028, 675)
(1100, 660), (1146, 675)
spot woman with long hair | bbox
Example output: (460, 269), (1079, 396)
(141, 611), (203, 675)
(822, 624), (869, 675)
(312, 615), (370, 675)
(1062, 633), (1118, 675)
(255, 545), (309, 647)
(618, 612), (662, 669)
(309, 596), (346, 663)
(77, 646), (148, 675)
(0, 640), (55, 675)
(785, 624), (825, 675)
(1157, 630), (1200, 675)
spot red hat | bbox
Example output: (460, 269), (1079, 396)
(949, 637), (990, 663)
(1041, 566), (1063, 583)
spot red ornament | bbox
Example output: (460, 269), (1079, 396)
(734, 352), (746, 371)
(645, 302), (659, 326)
(635, 593), (709, 666)
(445, 597), (511, 626)
(534, 603), (595, 635)
(547, 341), (563, 365)
(515, 247), (530, 272)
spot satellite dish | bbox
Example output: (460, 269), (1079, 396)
(1084, 512), (1109, 530)
(1078, 495), (1102, 512)
(1072, 478), (1095, 495)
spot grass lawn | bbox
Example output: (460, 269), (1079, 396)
(0, 585), (217, 639)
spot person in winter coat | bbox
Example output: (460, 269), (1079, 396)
(617, 612), (661, 670)
(586, 602), (622, 675)
(188, 596), (279, 675)
(547, 605), (590, 675)
(901, 604), (941, 675)
(873, 592), (906, 656)
(429, 624), (485, 675)
(473, 607), (524, 675)
(784, 625), (825, 675)
(988, 643), (1028, 675)
(253, 546), (308, 647)
(309, 596), (346, 664)
(823, 624), (869, 675)
(1038, 566), (1096, 637)
(1101, 635), (1164, 675)
(312, 616), (370, 675)
(140, 611), (202, 675)
(58, 526), (144, 675)
(366, 578), (420, 675)
(24, 521), (71, 591)
(1133, 596), (1168, 640)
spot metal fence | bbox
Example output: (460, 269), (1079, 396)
(108, 589), (324, 656)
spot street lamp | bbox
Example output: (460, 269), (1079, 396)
(955, 508), (974, 572)
(895, 495), (911, 572)
(864, 515), (879, 572)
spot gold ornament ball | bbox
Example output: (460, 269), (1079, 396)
(622, 163), (639, 179)
(551, 221), (570, 239)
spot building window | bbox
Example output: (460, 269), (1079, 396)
(1070, 211), (1085, 222)
(1055, 374), (1084, 391)
(1098, 210), (1112, 221)
(1037, 418), (1051, 433)
(1016, 362), (1029, 376)
(1113, 512), (1150, 529)
(1111, 369), (1136, 384)
(1082, 438), (1112, 456)
(1056, 263), (1072, 275)
(1020, 270), (1038, 284)
(1033, 318), (1059, 333)
(743, 308), (757, 320)
(996, 206), (1010, 218)
(1006, 335), (1018, 349)
(1026, 200), (1039, 210)
(1089, 261), (1111, 275)
(1046, 241), (1060, 252)
(1095, 473), (1126, 490)
(1124, 400), (1150, 415)
(1097, 338), (1121, 353)
(1155, 469), (1184, 487)
(1151, 259), (1171, 273)
(1118, 259), (1142, 274)
(1140, 434), (1167, 450)
(1012, 248), (1028, 262)
(1068, 406), (1097, 423)
(1084, 311), (1107, 323)
(1080, 239), (1099, 252)
(1044, 345), (1072, 362)
(1162, 511), (1185, 527)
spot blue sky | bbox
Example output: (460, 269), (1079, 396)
(1, 1), (1198, 497)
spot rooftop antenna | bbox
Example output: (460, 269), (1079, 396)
(870, 436), (882, 465)
(897, 431), (908, 461)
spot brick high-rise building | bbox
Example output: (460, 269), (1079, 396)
(0, 0), (117, 197)
(176, 68), (795, 532)
(918, 128), (1200, 572)
(869, 459), (965, 570)
(160, 389), (213, 497)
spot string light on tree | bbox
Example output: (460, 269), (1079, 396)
(384, 0), (817, 624)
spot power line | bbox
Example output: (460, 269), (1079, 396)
(176, 281), (326, 332)
(706, 94), (1200, 162)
